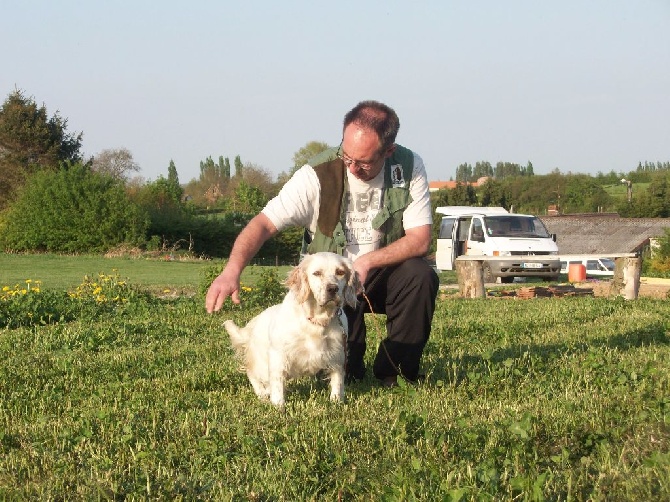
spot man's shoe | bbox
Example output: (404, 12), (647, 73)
(380, 374), (426, 388)
(381, 376), (398, 388)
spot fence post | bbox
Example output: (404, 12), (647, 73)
(456, 259), (486, 298)
(610, 257), (641, 300)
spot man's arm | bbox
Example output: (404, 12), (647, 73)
(353, 224), (432, 285)
(205, 213), (278, 313)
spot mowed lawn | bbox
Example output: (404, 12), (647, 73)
(0, 253), (293, 294)
(0, 253), (211, 291)
(0, 253), (669, 498)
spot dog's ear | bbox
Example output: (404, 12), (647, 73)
(344, 265), (361, 308)
(286, 258), (311, 304)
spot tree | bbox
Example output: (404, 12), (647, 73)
(479, 178), (508, 208)
(455, 163), (473, 182)
(234, 155), (243, 177)
(293, 141), (331, 170)
(0, 89), (83, 209)
(472, 161), (493, 180)
(233, 180), (268, 214)
(167, 159), (179, 186)
(91, 147), (140, 181)
(219, 156), (231, 179)
(450, 183), (478, 205)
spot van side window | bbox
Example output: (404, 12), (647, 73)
(471, 219), (484, 241)
(458, 218), (471, 241)
(438, 218), (455, 239)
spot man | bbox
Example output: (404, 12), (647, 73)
(206, 100), (439, 386)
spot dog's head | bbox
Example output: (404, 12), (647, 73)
(286, 252), (360, 308)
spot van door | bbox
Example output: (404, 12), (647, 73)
(435, 217), (457, 270)
(456, 217), (472, 256)
(466, 216), (486, 255)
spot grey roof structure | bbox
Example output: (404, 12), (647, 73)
(540, 216), (670, 255)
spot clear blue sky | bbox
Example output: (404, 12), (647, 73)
(3, 0), (669, 183)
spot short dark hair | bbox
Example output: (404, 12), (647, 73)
(343, 100), (400, 150)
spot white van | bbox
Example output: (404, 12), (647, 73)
(435, 206), (561, 283)
(559, 257), (615, 277)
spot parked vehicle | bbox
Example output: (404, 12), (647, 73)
(435, 206), (561, 283)
(559, 256), (615, 277)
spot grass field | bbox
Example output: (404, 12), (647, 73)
(0, 253), (293, 294)
(1, 254), (669, 499)
(602, 182), (650, 200)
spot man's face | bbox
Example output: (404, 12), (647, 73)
(340, 124), (394, 181)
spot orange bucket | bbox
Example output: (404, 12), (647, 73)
(568, 263), (586, 282)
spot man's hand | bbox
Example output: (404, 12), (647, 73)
(353, 254), (373, 289)
(205, 269), (241, 313)
(353, 224), (432, 289)
(204, 213), (279, 313)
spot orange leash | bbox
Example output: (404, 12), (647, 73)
(360, 292), (408, 382)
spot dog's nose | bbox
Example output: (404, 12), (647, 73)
(326, 284), (338, 296)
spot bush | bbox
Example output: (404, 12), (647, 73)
(0, 163), (148, 253)
(199, 262), (286, 309)
(0, 272), (153, 329)
(644, 228), (670, 278)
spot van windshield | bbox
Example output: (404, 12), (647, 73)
(484, 216), (551, 238)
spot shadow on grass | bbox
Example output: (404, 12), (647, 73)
(427, 321), (669, 387)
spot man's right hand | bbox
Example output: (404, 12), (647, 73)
(205, 271), (241, 313)
(204, 213), (279, 313)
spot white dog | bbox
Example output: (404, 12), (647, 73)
(224, 252), (360, 408)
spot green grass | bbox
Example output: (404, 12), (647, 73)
(602, 182), (650, 199)
(0, 253), (292, 294)
(0, 263), (669, 499)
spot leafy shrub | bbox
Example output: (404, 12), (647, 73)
(199, 262), (286, 308)
(0, 280), (77, 328)
(0, 272), (153, 329)
(643, 228), (670, 278)
(0, 163), (148, 253)
(240, 268), (286, 308)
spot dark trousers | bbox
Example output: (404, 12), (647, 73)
(344, 257), (439, 381)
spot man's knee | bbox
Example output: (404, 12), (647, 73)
(400, 258), (439, 294)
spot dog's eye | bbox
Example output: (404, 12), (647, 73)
(335, 268), (346, 276)
(312, 271), (323, 277)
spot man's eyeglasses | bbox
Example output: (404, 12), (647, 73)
(336, 142), (382, 172)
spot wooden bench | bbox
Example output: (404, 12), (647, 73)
(455, 254), (641, 300)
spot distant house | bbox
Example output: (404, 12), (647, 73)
(540, 215), (670, 255)
(204, 184), (223, 204)
(429, 177), (490, 193)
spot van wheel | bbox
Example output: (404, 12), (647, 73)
(500, 276), (514, 284)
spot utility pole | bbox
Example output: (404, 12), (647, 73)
(621, 178), (633, 203)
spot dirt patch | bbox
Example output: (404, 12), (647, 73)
(583, 280), (670, 299)
(440, 279), (670, 300)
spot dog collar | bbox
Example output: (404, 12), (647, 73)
(307, 308), (343, 327)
